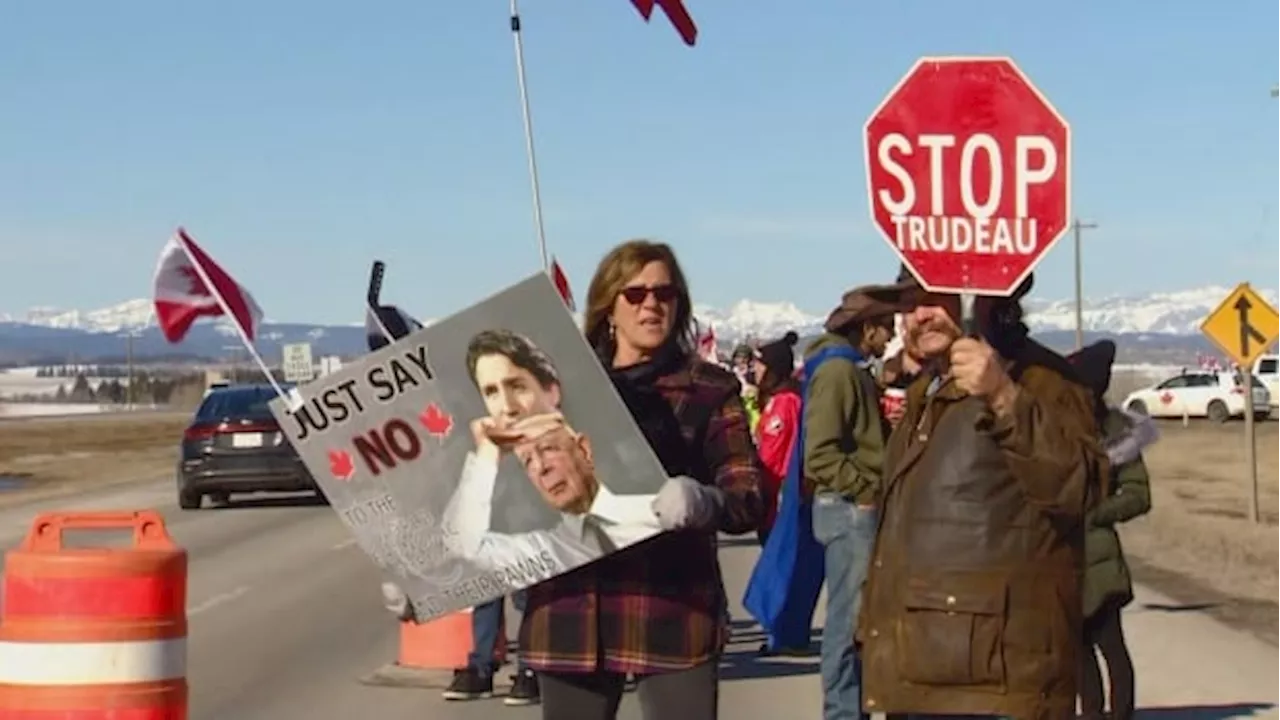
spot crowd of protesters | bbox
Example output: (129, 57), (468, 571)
(378, 238), (1157, 720)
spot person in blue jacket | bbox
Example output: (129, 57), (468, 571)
(742, 284), (902, 720)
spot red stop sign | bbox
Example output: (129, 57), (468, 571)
(864, 56), (1070, 296)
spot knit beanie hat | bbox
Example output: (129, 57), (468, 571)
(755, 331), (800, 379)
(1066, 339), (1117, 398)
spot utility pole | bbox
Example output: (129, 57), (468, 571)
(116, 329), (141, 410)
(222, 345), (242, 383)
(1072, 218), (1099, 351)
(126, 332), (134, 410)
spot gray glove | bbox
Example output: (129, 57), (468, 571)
(380, 581), (415, 622)
(651, 475), (724, 531)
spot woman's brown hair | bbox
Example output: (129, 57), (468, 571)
(583, 239), (695, 358)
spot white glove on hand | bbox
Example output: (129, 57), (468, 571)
(651, 475), (723, 531)
(380, 581), (415, 622)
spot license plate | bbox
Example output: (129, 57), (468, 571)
(232, 433), (264, 448)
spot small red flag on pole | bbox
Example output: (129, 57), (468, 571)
(629, 0), (698, 46)
(550, 257), (575, 312)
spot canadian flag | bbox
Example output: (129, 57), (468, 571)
(629, 0), (698, 46)
(550, 257), (575, 312)
(152, 228), (264, 344)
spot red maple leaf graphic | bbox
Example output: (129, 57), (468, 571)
(177, 266), (212, 297)
(418, 403), (453, 438)
(328, 449), (356, 481)
(1159, 392), (1174, 405)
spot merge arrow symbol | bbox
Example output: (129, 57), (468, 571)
(1234, 295), (1268, 358)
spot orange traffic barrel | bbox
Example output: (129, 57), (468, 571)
(362, 608), (506, 688)
(0, 510), (188, 719)
(398, 608), (506, 670)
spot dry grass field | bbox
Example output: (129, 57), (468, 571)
(0, 413), (188, 506)
(1103, 367), (1280, 641)
(1119, 419), (1279, 642)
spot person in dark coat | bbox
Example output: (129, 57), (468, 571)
(858, 268), (1107, 719)
(1067, 340), (1156, 720)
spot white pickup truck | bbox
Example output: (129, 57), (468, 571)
(1253, 354), (1278, 410)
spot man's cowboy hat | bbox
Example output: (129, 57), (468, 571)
(823, 278), (917, 334)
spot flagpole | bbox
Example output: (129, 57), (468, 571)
(509, 0), (551, 272)
(366, 303), (396, 345)
(175, 234), (293, 406)
(364, 259), (396, 345)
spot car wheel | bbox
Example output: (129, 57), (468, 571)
(1255, 411), (1271, 423)
(208, 491), (231, 507)
(178, 488), (203, 510)
(1127, 400), (1148, 417)
(1207, 400), (1230, 423)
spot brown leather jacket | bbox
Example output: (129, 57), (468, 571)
(857, 341), (1106, 720)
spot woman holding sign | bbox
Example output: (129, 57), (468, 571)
(519, 239), (765, 720)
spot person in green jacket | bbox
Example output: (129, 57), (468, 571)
(1068, 340), (1157, 720)
(804, 284), (901, 720)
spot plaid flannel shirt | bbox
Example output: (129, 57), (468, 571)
(519, 358), (764, 675)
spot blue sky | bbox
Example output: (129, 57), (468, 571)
(2, 0), (1276, 324)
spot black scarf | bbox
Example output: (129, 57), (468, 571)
(607, 340), (685, 389)
(605, 342), (694, 477)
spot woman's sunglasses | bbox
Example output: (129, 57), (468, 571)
(619, 284), (678, 305)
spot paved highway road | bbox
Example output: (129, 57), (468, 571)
(0, 480), (1276, 719)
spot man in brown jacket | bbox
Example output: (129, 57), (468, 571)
(857, 269), (1106, 720)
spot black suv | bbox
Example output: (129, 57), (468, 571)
(177, 383), (315, 510)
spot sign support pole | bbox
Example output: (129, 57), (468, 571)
(1243, 367), (1259, 524)
(959, 293), (977, 336)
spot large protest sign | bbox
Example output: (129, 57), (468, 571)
(269, 272), (669, 621)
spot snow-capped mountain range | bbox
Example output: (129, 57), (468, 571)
(3, 285), (1276, 342)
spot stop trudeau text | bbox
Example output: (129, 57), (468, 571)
(875, 132), (1058, 255)
(288, 344), (434, 442)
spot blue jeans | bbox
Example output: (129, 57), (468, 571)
(469, 590), (527, 675)
(813, 493), (877, 720)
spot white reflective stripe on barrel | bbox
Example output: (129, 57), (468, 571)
(0, 639), (186, 685)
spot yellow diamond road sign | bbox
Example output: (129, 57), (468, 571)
(1200, 283), (1280, 368)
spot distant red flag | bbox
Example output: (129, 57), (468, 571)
(152, 228), (264, 344)
(696, 324), (718, 363)
(550, 257), (575, 312)
(629, 0), (698, 46)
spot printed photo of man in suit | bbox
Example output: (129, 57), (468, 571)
(442, 329), (661, 573)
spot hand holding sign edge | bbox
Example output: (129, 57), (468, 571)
(949, 336), (1019, 417)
